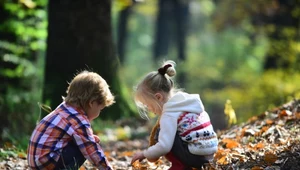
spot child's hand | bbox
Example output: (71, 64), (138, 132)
(147, 157), (159, 162)
(131, 152), (145, 164)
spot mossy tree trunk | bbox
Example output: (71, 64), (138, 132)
(44, 0), (134, 119)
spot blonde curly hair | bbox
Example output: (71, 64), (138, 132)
(64, 71), (115, 110)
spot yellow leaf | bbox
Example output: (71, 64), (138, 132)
(19, 0), (36, 8)
(224, 99), (237, 126)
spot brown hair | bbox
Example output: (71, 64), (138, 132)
(64, 71), (115, 109)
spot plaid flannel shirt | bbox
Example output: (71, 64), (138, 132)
(27, 102), (112, 170)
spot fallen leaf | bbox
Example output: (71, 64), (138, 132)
(217, 156), (229, 165)
(254, 142), (265, 150)
(264, 152), (277, 164)
(251, 166), (264, 170)
(79, 166), (86, 170)
(266, 119), (274, 125)
(17, 152), (27, 159)
(222, 138), (239, 149)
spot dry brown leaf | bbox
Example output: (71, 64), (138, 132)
(216, 156), (229, 165)
(240, 127), (247, 137)
(17, 152), (27, 159)
(79, 166), (86, 170)
(261, 126), (269, 133)
(251, 166), (264, 170)
(264, 152), (277, 164)
(248, 116), (258, 123)
(222, 138), (240, 149)
(132, 160), (141, 169)
(279, 110), (292, 117)
(265, 119), (274, 125)
(214, 149), (229, 159)
(104, 151), (111, 156)
(132, 160), (149, 170)
(295, 112), (300, 119)
(119, 151), (134, 157)
(254, 142), (265, 150)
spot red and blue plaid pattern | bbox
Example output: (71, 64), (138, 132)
(27, 102), (112, 170)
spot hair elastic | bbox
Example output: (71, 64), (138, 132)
(158, 64), (172, 75)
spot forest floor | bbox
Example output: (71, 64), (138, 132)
(0, 99), (299, 170)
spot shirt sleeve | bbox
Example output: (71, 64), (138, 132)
(143, 114), (178, 159)
(73, 124), (113, 170)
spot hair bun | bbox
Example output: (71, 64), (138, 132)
(158, 64), (171, 75)
(158, 60), (176, 77)
(165, 65), (176, 77)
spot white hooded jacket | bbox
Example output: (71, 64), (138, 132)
(143, 92), (218, 159)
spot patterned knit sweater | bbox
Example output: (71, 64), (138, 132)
(177, 111), (218, 155)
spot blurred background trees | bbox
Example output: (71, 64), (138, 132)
(0, 0), (299, 148)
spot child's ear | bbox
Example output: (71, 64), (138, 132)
(88, 100), (93, 108)
(154, 93), (163, 102)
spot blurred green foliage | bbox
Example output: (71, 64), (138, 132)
(117, 0), (300, 127)
(0, 0), (299, 149)
(0, 0), (47, 148)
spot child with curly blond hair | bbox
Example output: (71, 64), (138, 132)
(27, 71), (115, 170)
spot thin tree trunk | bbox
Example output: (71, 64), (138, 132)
(153, 0), (172, 60)
(117, 6), (133, 64)
(153, 0), (189, 87)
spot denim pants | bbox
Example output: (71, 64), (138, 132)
(54, 140), (86, 170)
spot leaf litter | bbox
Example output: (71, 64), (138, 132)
(0, 99), (299, 170)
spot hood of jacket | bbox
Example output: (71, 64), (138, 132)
(163, 91), (204, 114)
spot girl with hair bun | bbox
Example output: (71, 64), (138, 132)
(131, 60), (218, 170)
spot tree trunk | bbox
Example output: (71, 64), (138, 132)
(117, 6), (133, 64)
(153, 0), (189, 61)
(153, 0), (172, 60)
(44, 0), (133, 119)
(153, 0), (189, 87)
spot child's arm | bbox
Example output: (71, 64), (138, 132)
(73, 124), (113, 170)
(143, 115), (177, 159)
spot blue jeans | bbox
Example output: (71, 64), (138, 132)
(55, 140), (86, 170)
